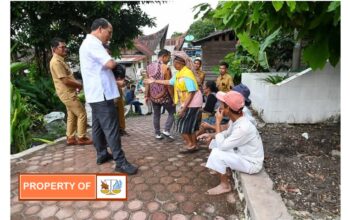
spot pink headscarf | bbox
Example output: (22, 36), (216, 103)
(172, 51), (196, 73)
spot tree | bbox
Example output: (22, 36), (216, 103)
(10, 2), (157, 153)
(171, 32), (183, 38)
(11, 1), (156, 75)
(187, 19), (216, 40)
(194, 1), (340, 70)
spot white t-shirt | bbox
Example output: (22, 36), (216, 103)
(79, 34), (120, 103)
(209, 116), (264, 169)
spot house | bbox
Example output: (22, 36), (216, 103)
(165, 33), (186, 54)
(118, 25), (169, 81)
(192, 29), (236, 80)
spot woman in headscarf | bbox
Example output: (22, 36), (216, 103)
(145, 51), (203, 153)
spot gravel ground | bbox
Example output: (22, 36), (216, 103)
(257, 118), (340, 220)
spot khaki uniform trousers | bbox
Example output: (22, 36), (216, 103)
(61, 96), (87, 138)
(115, 89), (126, 130)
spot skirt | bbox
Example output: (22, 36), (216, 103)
(176, 107), (201, 134)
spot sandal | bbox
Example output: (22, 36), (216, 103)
(179, 146), (199, 154)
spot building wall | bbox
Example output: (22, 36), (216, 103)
(242, 62), (340, 123)
(200, 36), (236, 80)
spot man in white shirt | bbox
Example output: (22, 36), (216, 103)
(79, 18), (137, 175)
(197, 91), (264, 195)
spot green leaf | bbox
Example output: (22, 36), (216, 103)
(257, 27), (281, 69)
(233, 2), (242, 13)
(286, 1), (296, 12)
(223, 13), (234, 25)
(237, 32), (260, 58)
(252, 5), (260, 23)
(11, 62), (28, 74)
(32, 138), (54, 144)
(297, 2), (309, 11)
(260, 27), (281, 52)
(272, 1), (284, 12)
(258, 51), (269, 70)
(303, 37), (330, 70)
(327, 1), (340, 12)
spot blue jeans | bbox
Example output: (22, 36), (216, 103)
(130, 100), (143, 114)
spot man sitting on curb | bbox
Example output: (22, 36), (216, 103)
(197, 91), (264, 195)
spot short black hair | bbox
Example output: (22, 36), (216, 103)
(91, 18), (110, 31)
(50, 37), (65, 48)
(219, 61), (229, 68)
(131, 84), (136, 88)
(194, 59), (202, 65)
(158, 49), (170, 57)
(205, 80), (218, 93)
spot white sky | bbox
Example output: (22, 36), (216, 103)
(140, 0), (218, 38)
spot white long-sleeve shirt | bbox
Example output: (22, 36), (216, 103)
(209, 116), (264, 168)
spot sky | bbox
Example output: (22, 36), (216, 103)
(140, 0), (218, 38)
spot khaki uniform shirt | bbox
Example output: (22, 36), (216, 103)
(49, 54), (76, 100)
(216, 73), (234, 92)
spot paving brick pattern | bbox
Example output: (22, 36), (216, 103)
(11, 115), (243, 219)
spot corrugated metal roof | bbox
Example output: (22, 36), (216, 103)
(116, 55), (146, 63)
(192, 29), (233, 45)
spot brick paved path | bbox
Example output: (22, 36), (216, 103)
(11, 115), (243, 219)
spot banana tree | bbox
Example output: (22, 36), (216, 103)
(237, 28), (281, 71)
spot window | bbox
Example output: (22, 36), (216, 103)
(138, 62), (141, 68)
(229, 32), (235, 41)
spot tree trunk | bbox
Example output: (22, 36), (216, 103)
(34, 47), (43, 76)
(42, 48), (49, 76)
(292, 39), (301, 71)
(292, 29), (301, 71)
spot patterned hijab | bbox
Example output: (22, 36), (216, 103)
(172, 51), (196, 73)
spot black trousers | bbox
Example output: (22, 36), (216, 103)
(90, 99), (126, 166)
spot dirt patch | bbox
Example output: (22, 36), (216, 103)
(257, 119), (340, 219)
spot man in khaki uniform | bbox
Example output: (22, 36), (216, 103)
(216, 61), (234, 92)
(49, 37), (93, 145)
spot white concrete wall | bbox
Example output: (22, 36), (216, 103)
(242, 62), (340, 123)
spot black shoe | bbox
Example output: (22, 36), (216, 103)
(96, 154), (113, 165)
(115, 162), (138, 175)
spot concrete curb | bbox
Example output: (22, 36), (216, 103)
(10, 136), (66, 160)
(232, 169), (292, 220)
(11, 129), (92, 160)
